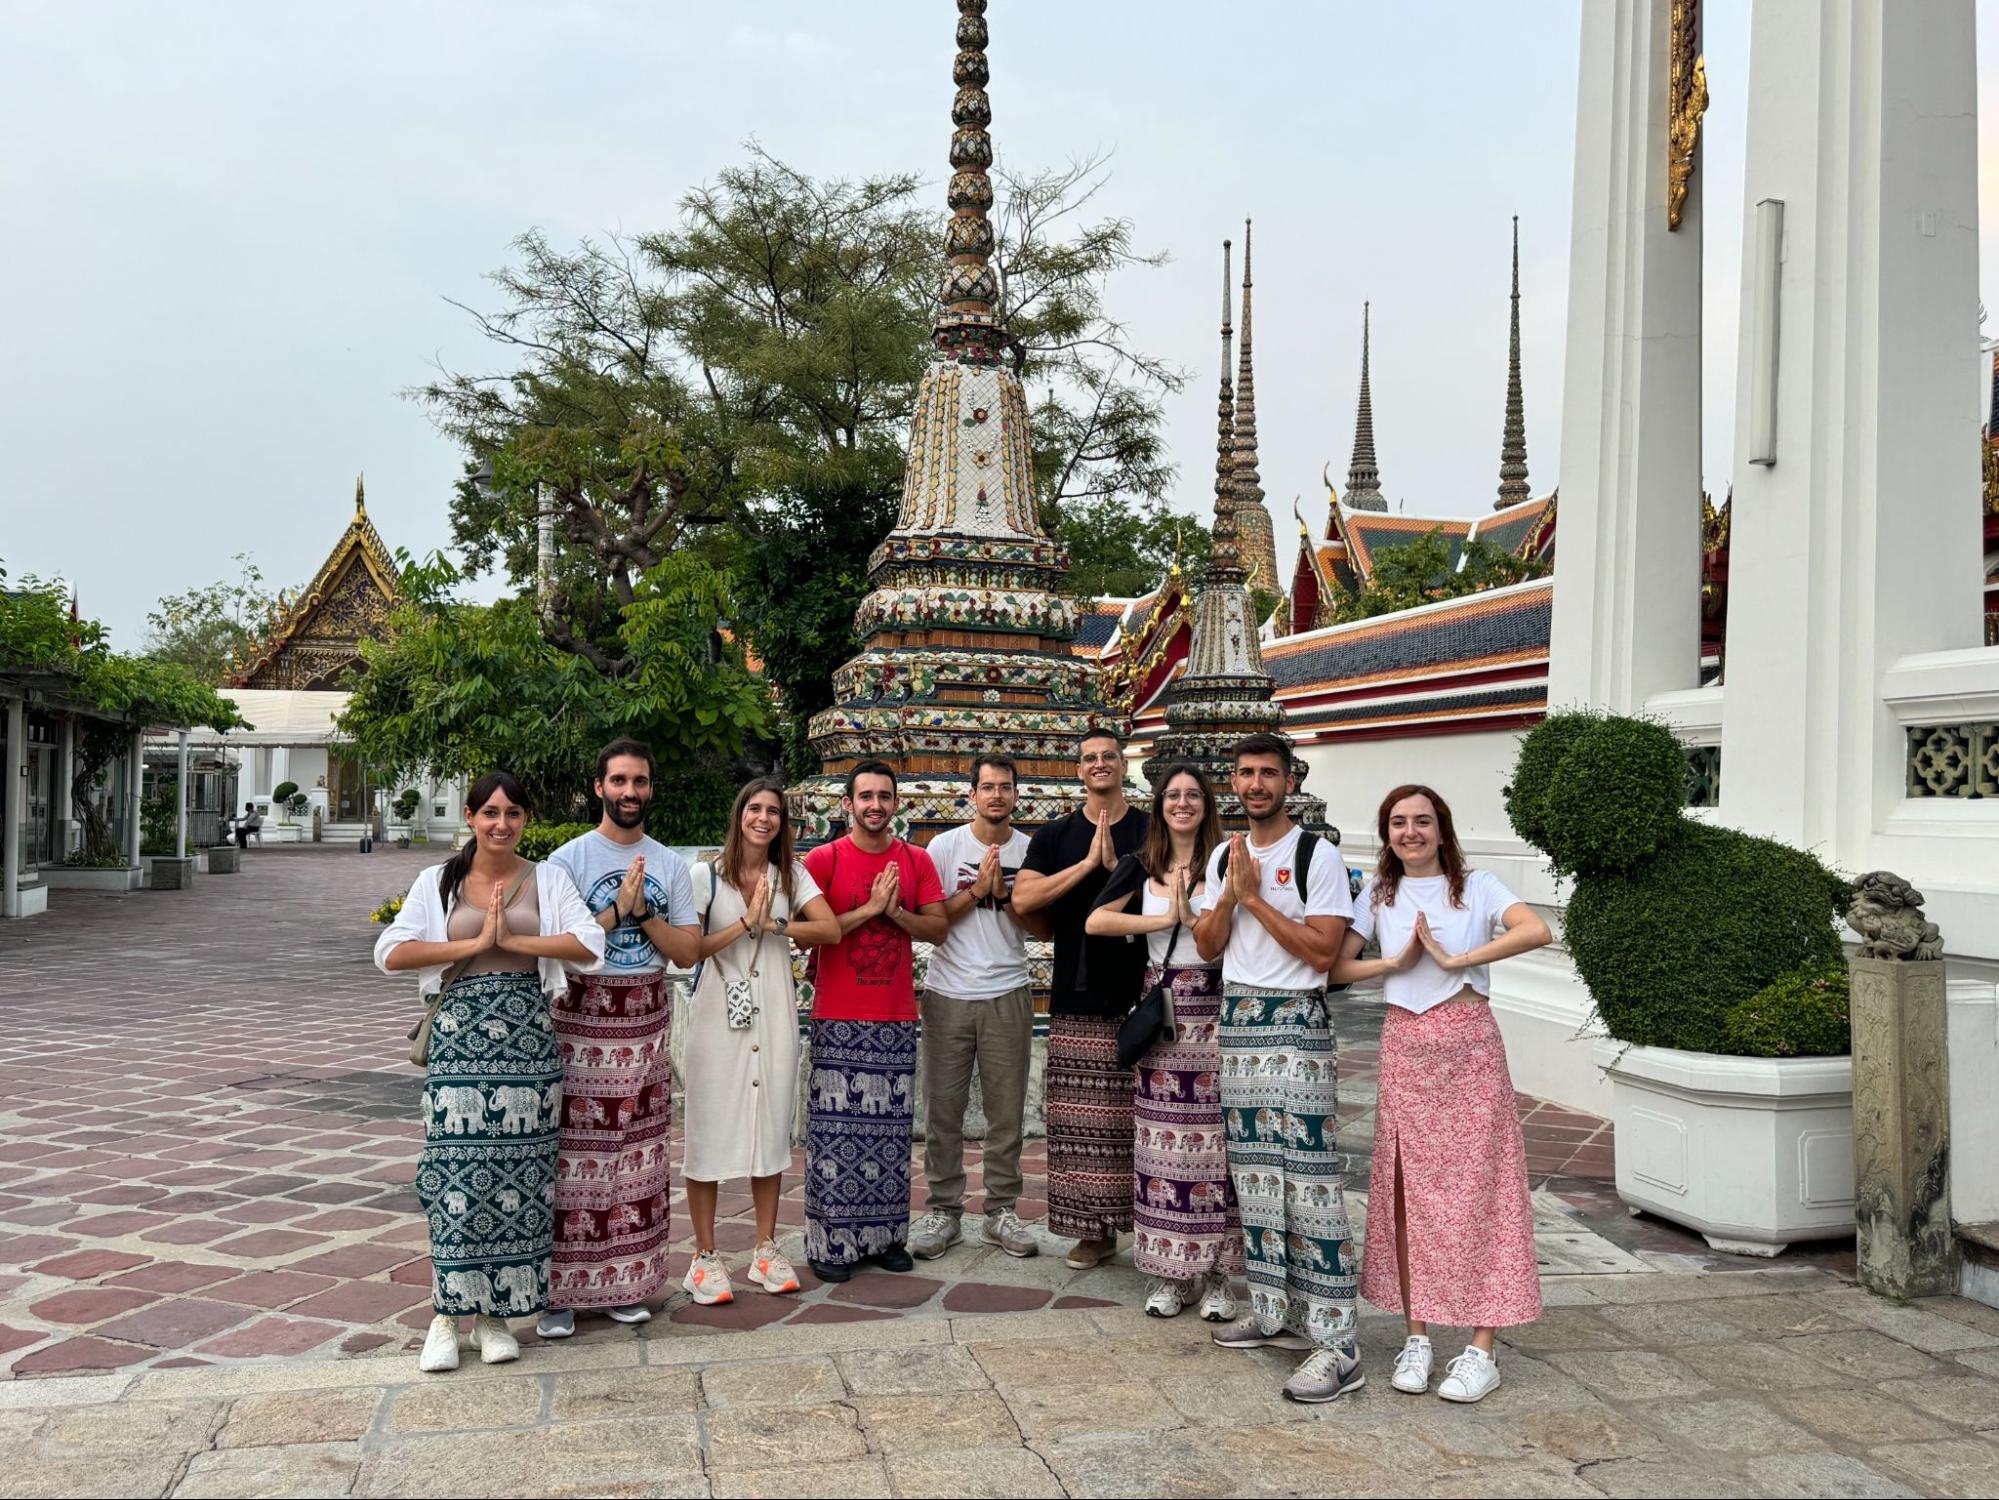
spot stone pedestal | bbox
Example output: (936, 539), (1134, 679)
(149, 857), (196, 891)
(207, 847), (241, 875)
(1851, 956), (1954, 1299)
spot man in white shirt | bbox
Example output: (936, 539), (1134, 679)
(908, 753), (1047, 1261)
(539, 738), (699, 1337)
(1192, 732), (1360, 1405)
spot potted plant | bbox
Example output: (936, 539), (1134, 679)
(392, 788), (421, 848)
(272, 781), (300, 823)
(1507, 712), (1855, 1255)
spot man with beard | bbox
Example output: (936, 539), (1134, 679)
(801, 762), (947, 1282)
(539, 739), (699, 1336)
(1014, 728), (1150, 1270)
(908, 753), (1049, 1262)
(1192, 732), (1359, 1404)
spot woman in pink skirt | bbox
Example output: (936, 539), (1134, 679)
(1332, 784), (1552, 1405)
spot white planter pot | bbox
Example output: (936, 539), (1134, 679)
(1595, 1042), (1855, 1257)
(42, 865), (143, 892)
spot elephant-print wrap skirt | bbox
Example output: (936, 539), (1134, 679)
(804, 1018), (916, 1267)
(418, 971), (563, 1318)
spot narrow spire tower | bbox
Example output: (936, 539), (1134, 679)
(793, 0), (1115, 845)
(1496, 217), (1531, 509)
(1229, 221), (1281, 595)
(1344, 303), (1387, 512)
(1144, 239), (1321, 832)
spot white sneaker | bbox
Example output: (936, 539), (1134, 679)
(605, 1302), (652, 1324)
(1143, 1276), (1191, 1318)
(1437, 1345), (1501, 1403)
(1391, 1334), (1433, 1393)
(1197, 1271), (1237, 1324)
(468, 1315), (519, 1365)
(682, 1251), (734, 1306)
(418, 1314), (461, 1373)
(747, 1241), (801, 1295)
(535, 1310), (575, 1340)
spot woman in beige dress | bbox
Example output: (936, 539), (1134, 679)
(682, 778), (839, 1303)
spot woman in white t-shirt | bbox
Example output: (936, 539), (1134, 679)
(1086, 763), (1244, 1324)
(682, 779), (839, 1306)
(1330, 784), (1552, 1406)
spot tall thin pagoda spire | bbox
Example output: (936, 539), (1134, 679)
(936, 0), (1002, 357)
(1496, 217), (1531, 509)
(1209, 238), (1240, 574)
(1230, 219), (1281, 592)
(1345, 302), (1387, 511)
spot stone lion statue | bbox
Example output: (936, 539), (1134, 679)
(1848, 871), (1944, 961)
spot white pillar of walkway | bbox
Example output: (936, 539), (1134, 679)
(174, 729), (189, 860)
(1717, 0), (1984, 860)
(1546, 0), (1706, 714)
(125, 728), (143, 871)
(54, 716), (74, 858)
(2, 696), (22, 919)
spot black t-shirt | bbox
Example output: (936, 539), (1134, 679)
(1023, 806), (1150, 1017)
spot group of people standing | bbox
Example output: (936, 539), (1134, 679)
(375, 729), (1553, 1409)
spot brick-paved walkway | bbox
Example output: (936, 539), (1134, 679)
(0, 847), (1826, 1381)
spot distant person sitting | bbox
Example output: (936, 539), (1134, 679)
(234, 802), (263, 850)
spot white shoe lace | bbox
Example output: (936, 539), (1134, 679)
(1394, 1340), (1429, 1378)
(912, 1211), (955, 1241)
(1145, 1276), (1181, 1305)
(1444, 1350), (1490, 1387)
(988, 1208), (1025, 1239)
(1294, 1348), (1347, 1381)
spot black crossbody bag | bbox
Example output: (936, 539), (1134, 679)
(1115, 917), (1180, 1070)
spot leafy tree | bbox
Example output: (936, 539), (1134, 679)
(141, 555), (278, 683)
(1048, 493), (1212, 603)
(1332, 528), (1550, 623)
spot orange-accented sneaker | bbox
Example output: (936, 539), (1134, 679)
(746, 1240), (801, 1295)
(681, 1251), (735, 1305)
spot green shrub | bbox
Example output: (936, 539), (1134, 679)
(1511, 711), (1850, 1056)
(646, 768), (735, 846)
(517, 821), (593, 862)
(1721, 962), (1851, 1057)
(272, 780), (299, 804)
(1564, 822), (1847, 1051)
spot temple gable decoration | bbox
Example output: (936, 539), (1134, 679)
(227, 477), (403, 691)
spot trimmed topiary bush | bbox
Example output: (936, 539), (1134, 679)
(1721, 962), (1851, 1058)
(517, 821), (594, 862)
(1509, 712), (1850, 1056)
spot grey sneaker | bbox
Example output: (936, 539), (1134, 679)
(1210, 1313), (1312, 1351)
(983, 1207), (1038, 1258)
(1283, 1347), (1366, 1404)
(534, 1309), (575, 1340)
(908, 1211), (962, 1260)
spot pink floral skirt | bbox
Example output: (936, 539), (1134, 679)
(1359, 997), (1542, 1328)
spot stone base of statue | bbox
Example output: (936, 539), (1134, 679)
(1850, 956), (1954, 1299)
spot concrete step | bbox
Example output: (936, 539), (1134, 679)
(1958, 1221), (1999, 1309)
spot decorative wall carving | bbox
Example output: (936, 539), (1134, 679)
(1667, 0), (1708, 231)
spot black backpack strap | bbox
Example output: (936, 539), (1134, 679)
(1296, 829), (1319, 904)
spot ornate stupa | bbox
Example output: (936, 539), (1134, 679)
(1344, 303), (1389, 512)
(1495, 216), (1531, 509)
(1228, 227), (1282, 606)
(1142, 230), (1326, 831)
(790, 0), (1121, 846)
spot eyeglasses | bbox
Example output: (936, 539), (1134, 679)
(1079, 752), (1120, 766)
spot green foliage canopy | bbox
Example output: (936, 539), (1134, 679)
(141, 555), (278, 684)
(1332, 528), (1548, 624)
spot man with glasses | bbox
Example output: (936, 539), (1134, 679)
(1014, 728), (1149, 1270)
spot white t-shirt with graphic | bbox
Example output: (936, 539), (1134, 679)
(1192, 824), (1354, 993)
(546, 830), (697, 975)
(922, 824), (1032, 1000)
(1350, 869), (1526, 1013)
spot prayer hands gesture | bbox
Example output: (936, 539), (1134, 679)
(485, 879), (514, 953)
(973, 843), (1003, 901)
(614, 857), (647, 921)
(1170, 866), (1198, 926)
(1093, 810), (1118, 871)
(868, 862), (901, 918)
(1388, 920), (1426, 972)
(1226, 835), (1260, 904)
(1414, 911), (1467, 971)
(744, 870), (771, 934)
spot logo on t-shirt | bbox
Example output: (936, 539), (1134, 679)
(1275, 868), (1291, 887)
(585, 870), (672, 971)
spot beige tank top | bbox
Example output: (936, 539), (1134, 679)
(445, 870), (541, 977)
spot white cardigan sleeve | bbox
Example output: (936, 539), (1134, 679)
(542, 863), (607, 974)
(372, 865), (449, 996)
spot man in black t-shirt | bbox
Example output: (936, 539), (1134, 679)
(1015, 727), (1149, 1270)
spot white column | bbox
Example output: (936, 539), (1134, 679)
(1546, 0), (1706, 714)
(269, 746), (290, 799)
(2, 696), (22, 918)
(1718, 0), (1983, 859)
(174, 729), (190, 860)
(54, 717), (74, 856)
(125, 730), (143, 869)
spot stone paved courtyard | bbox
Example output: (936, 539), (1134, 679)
(0, 847), (1996, 1496)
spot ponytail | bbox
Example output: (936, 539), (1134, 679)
(438, 770), (531, 912)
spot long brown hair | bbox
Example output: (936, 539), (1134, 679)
(720, 777), (796, 904)
(1372, 783), (1467, 910)
(1142, 763), (1223, 884)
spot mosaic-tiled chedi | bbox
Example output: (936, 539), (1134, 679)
(1142, 227), (1326, 832)
(790, 0), (1124, 846)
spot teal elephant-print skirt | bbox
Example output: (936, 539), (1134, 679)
(418, 971), (563, 1318)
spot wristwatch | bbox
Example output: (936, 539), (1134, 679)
(631, 902), (654, 924)
(771, 915), (790, 935)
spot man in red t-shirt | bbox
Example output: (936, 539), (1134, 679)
(800, 761), (947, 1282)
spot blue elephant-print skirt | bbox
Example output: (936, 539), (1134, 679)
(804, 1018), (917, 1267)
(418, 971), (563, 1318)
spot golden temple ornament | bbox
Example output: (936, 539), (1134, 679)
(1668, 0), (1708, 231)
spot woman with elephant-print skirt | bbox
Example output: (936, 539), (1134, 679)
(374, 770), (606, 1374)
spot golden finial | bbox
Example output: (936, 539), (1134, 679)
(354, 473), (367, 516)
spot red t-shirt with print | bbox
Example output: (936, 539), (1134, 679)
(802, 836), (945, 1023)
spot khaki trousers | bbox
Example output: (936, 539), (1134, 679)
(919, 985), (1034, 1217)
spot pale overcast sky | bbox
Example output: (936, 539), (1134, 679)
(6, 3), (1999, 647)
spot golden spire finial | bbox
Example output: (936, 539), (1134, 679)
(354, 473), (367, 516)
